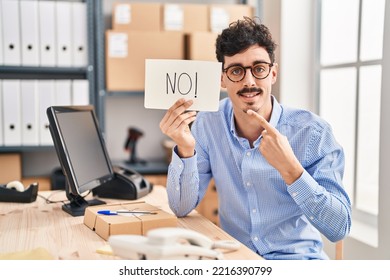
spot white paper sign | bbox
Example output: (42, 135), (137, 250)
(114, 4), (131, 24)
(108, 33), (128, 58)
(144, 59), (222, 111)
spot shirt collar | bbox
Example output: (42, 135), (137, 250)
(229, 95), (283, 142)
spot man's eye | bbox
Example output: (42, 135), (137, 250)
(230, 67), (243, 76)
(253, 65), (266, 73)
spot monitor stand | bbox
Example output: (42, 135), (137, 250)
(62, 192), (105, 217)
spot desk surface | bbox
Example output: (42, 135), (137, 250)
(0, 186), (261, 260)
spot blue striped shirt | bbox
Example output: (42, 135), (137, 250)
(166, 97), (351, 260)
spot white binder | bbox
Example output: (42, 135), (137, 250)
(55, 1), (72, 67)
(38, 80), (55, 145)
(0, 80), (3, 145)
(20, 0), (40, 66)
(2, 80), (22, 146)
(1, 0), (21, 65)
(72, 80), (89, 105)
(71, 2), (88, 67)
(21, 80), (39, 146)
(0, 1), (3, 65)
(38, 0), (56, 66)
(55, 80), (72, 106)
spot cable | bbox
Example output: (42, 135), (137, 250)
(37, 190), (92, 204)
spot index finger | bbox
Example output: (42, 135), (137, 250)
(247, 109), (277, 135)
(161, 99), (193, 124)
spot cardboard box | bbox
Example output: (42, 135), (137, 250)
(186, 32), (218, 61)
(196, 179), (219, 226)
(84, 202), (177, 240)
(163, 4), (208, 32)
(21, 177), (51, 191)
(0, 153), (22, 183)
(209, 4), (254, 32)
(106, 30), (184, 91)
(112, 2), (162, 31)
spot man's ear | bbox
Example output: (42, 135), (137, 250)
(221, 73), (227, 89)
(271, 63), (278, 85)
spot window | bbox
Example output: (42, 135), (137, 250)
(317, 0), (386, 245)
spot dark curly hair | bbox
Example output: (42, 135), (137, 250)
(215, 17), (277, 66)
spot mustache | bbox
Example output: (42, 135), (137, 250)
(237, 87), (263, 95)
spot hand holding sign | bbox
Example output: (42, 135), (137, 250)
(247, 109), (304, 185)
(159, 99), (197, 158)
(144, 59), (222, 111)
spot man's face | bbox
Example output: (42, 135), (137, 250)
(221, 45), (277, 116)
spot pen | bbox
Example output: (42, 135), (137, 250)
(97, 210), (157, 215)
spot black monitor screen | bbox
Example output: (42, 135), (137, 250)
(47, 106), (114, 195)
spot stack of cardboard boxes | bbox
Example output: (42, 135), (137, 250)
(105, 2), (253, 227)
(106, 2), (254, 91)
(0, 153), (50, 191)
(196, 179), (220, 226)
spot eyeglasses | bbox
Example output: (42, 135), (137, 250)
(223, 62), (274, 82)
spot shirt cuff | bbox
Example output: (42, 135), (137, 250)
(287, 170), (322, 205)
(171, 146), (198, 175)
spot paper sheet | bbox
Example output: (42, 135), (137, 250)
(144, 59), (222, 111)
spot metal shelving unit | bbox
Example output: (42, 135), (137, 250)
(0, 0), (97, 175)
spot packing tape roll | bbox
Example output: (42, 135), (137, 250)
(6, 181), (25, 192)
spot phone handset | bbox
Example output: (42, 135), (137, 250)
(148, 227), (240, 250)
(108, 227), (241, 260)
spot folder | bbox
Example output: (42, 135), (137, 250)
(55, 80), (72, 106)
(38, 0), (56, 66)
(0, 1), (3, 65)
(55, 1), (72, 67)
(1, 0), (21, 65)
(72, 80), (89, 105)
(71, 2), (88, 67)
(2, 80), (22, 146)
(37, 80), (55, 145)
(20, 80), (39, 146)
(20, 0), (40, 66)
(0, 80), (3, 145)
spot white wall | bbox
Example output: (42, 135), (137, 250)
(263, 0), (390, 260)
(279, 0), (316, 111)
(263, 0), (315, 111)
(262, 0), (281, 101)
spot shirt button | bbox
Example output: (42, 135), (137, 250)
(310, 216), (314, 220)
(246, 152), (251, 156)
(252, 209), (257, 213)
(175, 187), (179, 191)
(292, 192), (298, 197)
(178, 164), (182, 169)
(246, 182), (251, 187)
(253, 236), (259, 242)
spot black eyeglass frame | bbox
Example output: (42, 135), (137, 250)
(222, 62), (274, 83)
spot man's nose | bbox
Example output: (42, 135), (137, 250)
(242, 68), (256, 86)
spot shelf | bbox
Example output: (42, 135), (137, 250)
(106, 90), (145, 97)
(0, 0), (97, 178)
(0, 65), (91, 79)
(0, 146), (54, 152)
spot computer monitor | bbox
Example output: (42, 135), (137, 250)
(47, 105), (113, 216)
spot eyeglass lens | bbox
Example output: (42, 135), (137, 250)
(226, 63), (272, 82)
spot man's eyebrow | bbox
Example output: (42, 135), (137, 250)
(224, 62), (243, 69)
(252, 60), (271, 65)
(224, 60), (271, 69)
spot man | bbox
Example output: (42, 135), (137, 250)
(159, 17), (351, 260)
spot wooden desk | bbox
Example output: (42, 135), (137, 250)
(0, 186), (261, 260)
